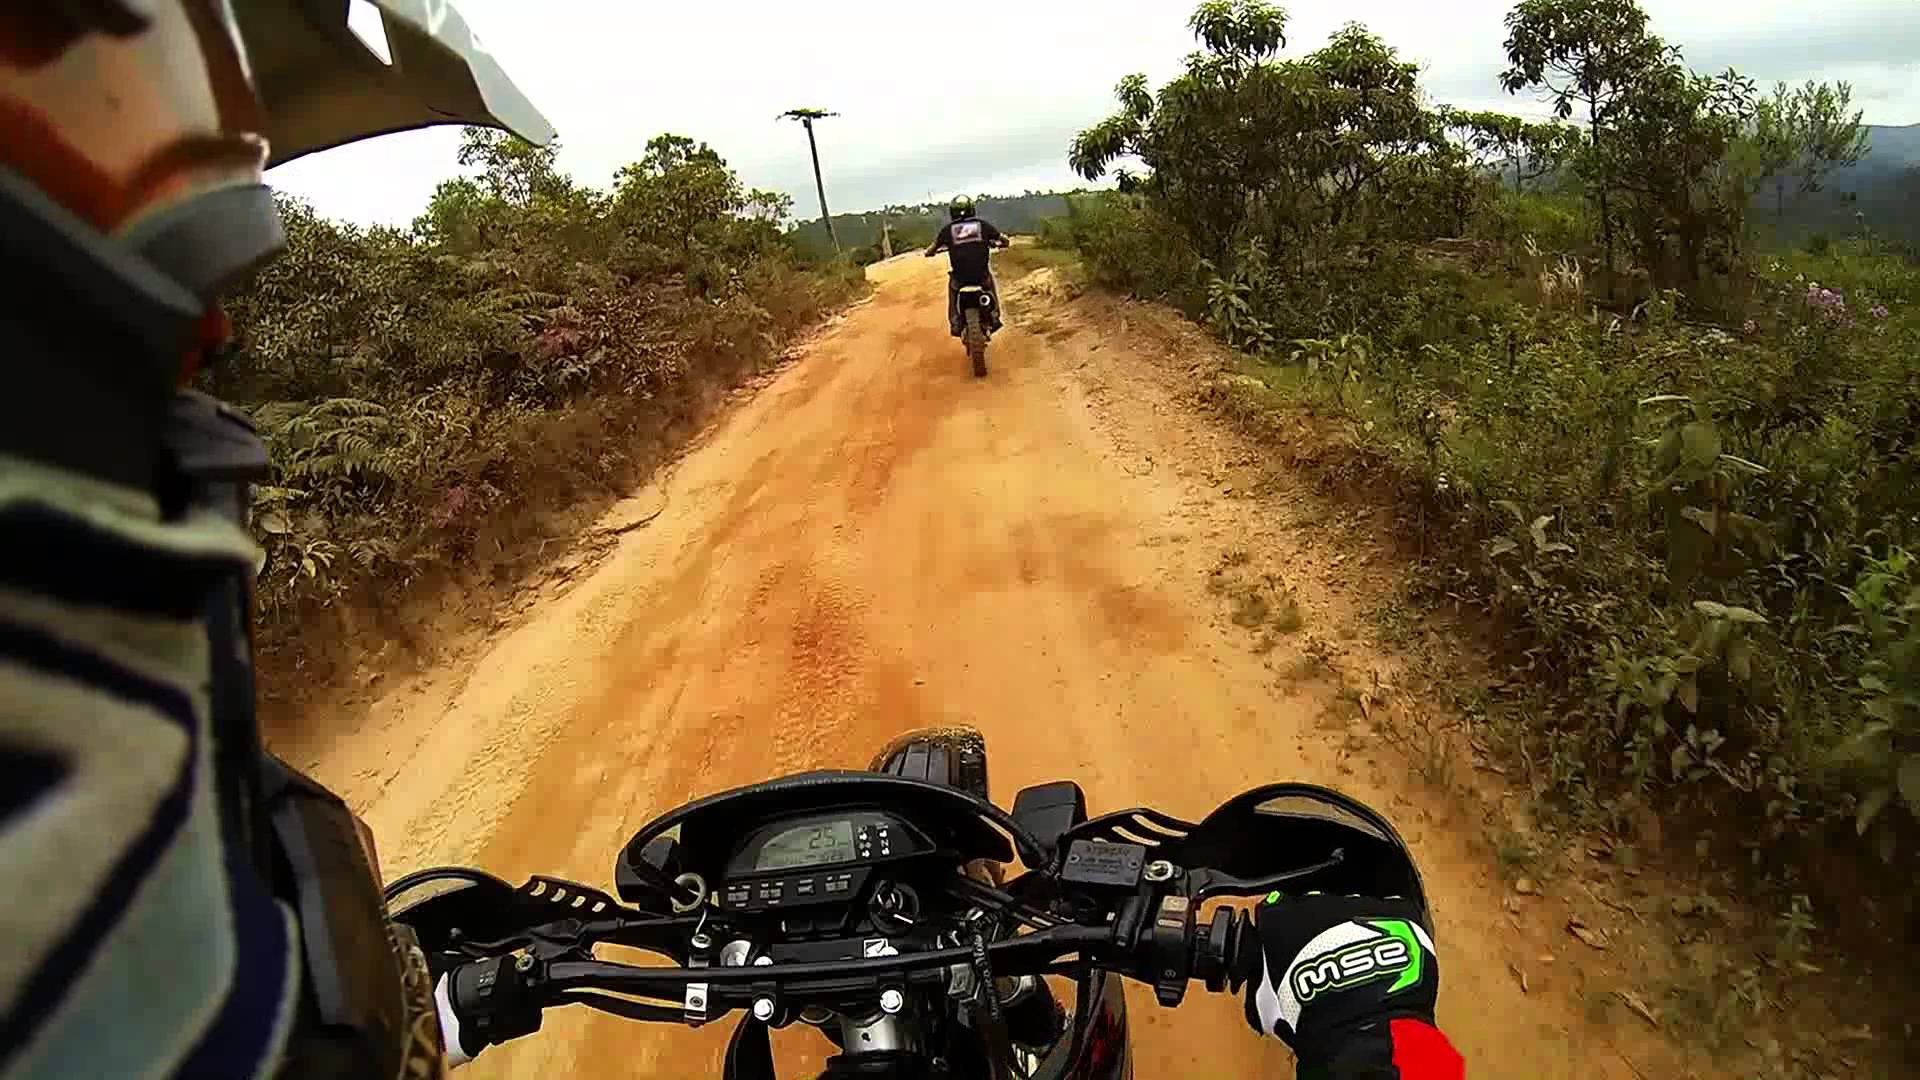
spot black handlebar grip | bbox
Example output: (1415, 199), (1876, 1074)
(1193, 907), (1252, 994)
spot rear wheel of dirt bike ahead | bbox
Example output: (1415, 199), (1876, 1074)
(964, 307), (988, 378)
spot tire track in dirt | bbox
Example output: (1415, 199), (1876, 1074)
(309, 254), (1724, 1079)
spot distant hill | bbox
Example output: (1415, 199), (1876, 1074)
(789, 192), (1076, 262)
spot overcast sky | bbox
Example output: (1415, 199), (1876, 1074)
(270, 0), (1920, 228)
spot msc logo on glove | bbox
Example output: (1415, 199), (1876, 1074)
(1286, 920), (1426, 1003)
(1291, 939), (1410, 1001)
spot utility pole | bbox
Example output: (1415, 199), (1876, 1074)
(779, 108), (839, 254)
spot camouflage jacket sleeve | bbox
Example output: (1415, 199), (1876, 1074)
(0, 454), (301, 1079)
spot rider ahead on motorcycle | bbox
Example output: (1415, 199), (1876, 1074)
(0, 5), (1460, 1077)
(925, 195), (1009, 337)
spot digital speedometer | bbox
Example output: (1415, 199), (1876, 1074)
(753, 820), (856, 871)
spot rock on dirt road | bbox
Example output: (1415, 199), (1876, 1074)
(305, 253), (1711, 1078)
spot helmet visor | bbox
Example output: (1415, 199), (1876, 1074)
(238, 0), (556, 168)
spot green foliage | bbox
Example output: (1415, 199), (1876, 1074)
(1499, 0), (1661, 124)
(217, 128), (863, 641)
(1497, 0), (1867, 296)
(1058, 0), (1916, 1007)
(1832, 547), (1920, 858)
(1055, 191), (1204, 308)
(1071, 4), (1464, 267)
(1741, 81), (1871, 231)
(1053, 4), (1920, 924)
(1257, 244), (1920, 911)
(1439, 108), (1583, 192)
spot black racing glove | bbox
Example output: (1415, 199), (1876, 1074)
(436, 957), (543, 1068)
(1238, 893), (1459, 1079)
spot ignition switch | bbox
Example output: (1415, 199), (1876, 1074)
(870, 881), (919, 929)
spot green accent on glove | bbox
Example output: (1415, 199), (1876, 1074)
(1372, 919), (1424, 993)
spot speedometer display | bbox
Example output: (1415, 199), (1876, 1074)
(754, 820), (856, 871)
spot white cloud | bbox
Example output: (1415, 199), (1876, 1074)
(267, 0), (1920, 226)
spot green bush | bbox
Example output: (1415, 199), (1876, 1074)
(1488, 188), (1591, 255)
(1057, 192), (1204, 311)
(1250, 243), (1920, 912)
(217, 129), (864, 670)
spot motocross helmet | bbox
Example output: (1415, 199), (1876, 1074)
(0, 1), (553, 316)
(1, 1), (554, 479)
(949, 194), (976, 221)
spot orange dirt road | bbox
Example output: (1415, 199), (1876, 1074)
(306, 254), (1704, 1078)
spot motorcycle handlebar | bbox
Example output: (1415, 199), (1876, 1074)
(450, 905), (1249, 1034)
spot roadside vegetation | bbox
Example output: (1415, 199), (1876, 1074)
(1052, 0), (1920, 1044)
(215, 129), (864, 698)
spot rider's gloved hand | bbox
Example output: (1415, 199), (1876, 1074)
(434, 972), (483, 1068)
(1237, 893), (1461, 1079)
(435, 956), (545, 1068)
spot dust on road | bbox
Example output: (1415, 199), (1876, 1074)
(307, 253), (1705, 1078)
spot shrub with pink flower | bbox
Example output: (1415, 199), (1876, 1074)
(1870, 304), (1890, 320)
(432, 484), (472, 528)
(1804, 282), (1850, 323)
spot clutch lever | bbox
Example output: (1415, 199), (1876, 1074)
(1183, 849), (1346, 903)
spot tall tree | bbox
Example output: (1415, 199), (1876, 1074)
(1500, 0), (1664, 293)
(418, 128), (597, 254)
(613, 134), (741, 263)
(455, 125), (568, 206)
(1606, 57), (1755, 288)
(1754, 81), (1871, 230)
(1439, 108), (1582, 191)
(1071, 3), (1454, 265)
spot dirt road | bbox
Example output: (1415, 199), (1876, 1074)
(304, 253), (1703, 1078)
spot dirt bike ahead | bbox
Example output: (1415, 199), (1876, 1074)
(386, 727), (1429, 1079)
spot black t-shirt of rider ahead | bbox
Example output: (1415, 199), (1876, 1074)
(935, 217), (1002, 284)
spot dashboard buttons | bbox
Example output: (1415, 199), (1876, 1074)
(724, 868), (867, 910)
